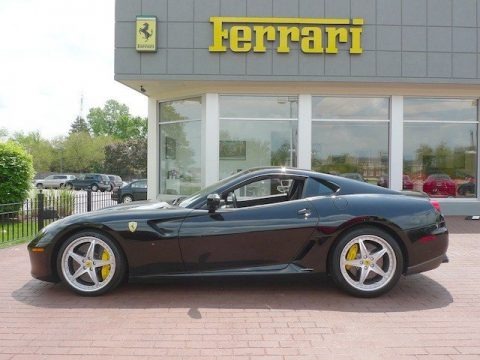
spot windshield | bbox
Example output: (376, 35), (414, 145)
(178, 169), (252, 208)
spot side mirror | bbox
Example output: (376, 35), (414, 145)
(207, 193), (221, 213)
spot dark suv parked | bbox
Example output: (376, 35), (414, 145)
(107, 175), (123, 191)
(65, 174), (111, 192)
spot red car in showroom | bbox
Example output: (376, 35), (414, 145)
(422, 174), (456, 197)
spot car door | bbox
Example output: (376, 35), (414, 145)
(44, 175), (55, 188)
(131, 180), (147, 200)
(178, 176), (319, 272)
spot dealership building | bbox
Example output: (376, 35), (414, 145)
(115, 0), (480, 215)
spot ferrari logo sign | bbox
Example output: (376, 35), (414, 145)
(128, 222), (138, 233)
(209, 16), (364, 54)
(136, 16), (157, 52)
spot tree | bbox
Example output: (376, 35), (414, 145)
(11, 131), (55, 174)
(69, 116), (90, 135)
(0, 128), (7, 141)
(0, 141), (34, 205)
(104, 139), (147, 179)
(87, 99), (146, 140)
(63, 132), (113, 173)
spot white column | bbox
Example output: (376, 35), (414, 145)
(147, 98), (160, 200)
(297, 94), (312, 169)
(390, 96), (404, 191)
(201, 93), (219, 187)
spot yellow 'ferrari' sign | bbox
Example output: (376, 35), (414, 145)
(209, 17), (364, 54)
(136, 16), (157, 52)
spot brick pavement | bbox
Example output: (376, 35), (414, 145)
(0, 216), (479, 359)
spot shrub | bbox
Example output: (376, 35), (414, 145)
(0, 142), (34, 205)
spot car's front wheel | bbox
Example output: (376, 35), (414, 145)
(57, 231), (126, 296)
(122, 195), (133, 203)
(91, 184), (99, 192)
(36, 183), (43, 189)
(330, 227), (403, 298)
(65, 183), (73, 190)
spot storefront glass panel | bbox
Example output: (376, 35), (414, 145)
(311, 122), (389, 183)
(220, 96), (298, 119)
(311, 97), (389, 185)
(219, 96), (298, 180)
(312, 97), (389, 120)
(159, 98), (202, 196)
(404, 98), (477, 122)
(404, 98), (478, 198)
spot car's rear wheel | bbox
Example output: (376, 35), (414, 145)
(36, 183), (43, 189)
(91, 184), (99, 192)
(57, 231), (126, 296)
(65, 183), (73, 190)
(122, 195), (133, 203)
(330, 227), (403, 298)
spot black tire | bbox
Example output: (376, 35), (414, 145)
(330, 226), (403, 298)
(36, 183), (43, 189)
(91, 184), (99, 192)
(65, 183), (73, 190)
(122, 195), (134, 203)
(56, 230), (126, 296)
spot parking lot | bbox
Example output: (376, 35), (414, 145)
(0, 217), (479, 360)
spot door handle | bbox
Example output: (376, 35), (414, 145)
(297, 208), (312, 217)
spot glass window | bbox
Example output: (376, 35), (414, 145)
(132, 181), (147, 189)
(311, 97), (390, 186)
(311, 122), (389, 182)
(404, 98), (477, 121)
(219, 96), (298, 180)
(312, 97), (389, 120)
(159, 98), (202, 196)
(160, 97), (201, 122)
(404, 122), (478, 198)
(220, 96), (298, 119)
(233, 178), (292, 200)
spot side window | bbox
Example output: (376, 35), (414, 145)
(222, 176), (305, 209)
(132, 181), (147, 189)
(303, 177), (337, 198)
(233, 178), (292, 200)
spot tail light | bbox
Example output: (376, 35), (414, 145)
(430, 199), (441, 212)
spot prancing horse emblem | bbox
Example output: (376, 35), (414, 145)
(128, 222), (138, 233)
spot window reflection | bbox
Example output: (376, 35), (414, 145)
(219, 96), (298, 180)
(159, 99), (202, 196)
(404, 123), (477, 198)
(219, 120), (298, 179)
(160, 97), (202, 122)
(312, 97), (389, 120)
(404, 98), (477, 121)
(311, 122), (389, 183)
(220, 96), (298, 119)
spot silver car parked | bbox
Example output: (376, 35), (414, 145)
(34, 174), (76, 189)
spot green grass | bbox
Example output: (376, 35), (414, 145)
(0, 221), (38, 248)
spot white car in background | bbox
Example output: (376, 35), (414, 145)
(34, 174), (76, 189)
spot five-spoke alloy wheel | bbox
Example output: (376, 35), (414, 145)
(57, 231), (125, 296)
(330, 227), (403, 297)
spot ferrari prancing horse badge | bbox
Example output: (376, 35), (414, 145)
(128, 222), (138, 233)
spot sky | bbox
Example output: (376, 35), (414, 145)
(0, 0), (147, 139)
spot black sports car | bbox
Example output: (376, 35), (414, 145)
(28, 167), (448, 297)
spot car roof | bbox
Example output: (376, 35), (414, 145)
(219, 167), (398, 196)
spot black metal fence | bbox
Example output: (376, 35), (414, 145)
(0, 190), (118, 245)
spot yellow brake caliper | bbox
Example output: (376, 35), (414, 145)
(345, 244), (359, 271)
(101, 250), (111, 280)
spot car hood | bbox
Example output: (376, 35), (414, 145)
(57, 200), (194, 226)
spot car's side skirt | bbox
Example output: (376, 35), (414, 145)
(129, 263), (316, 281)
